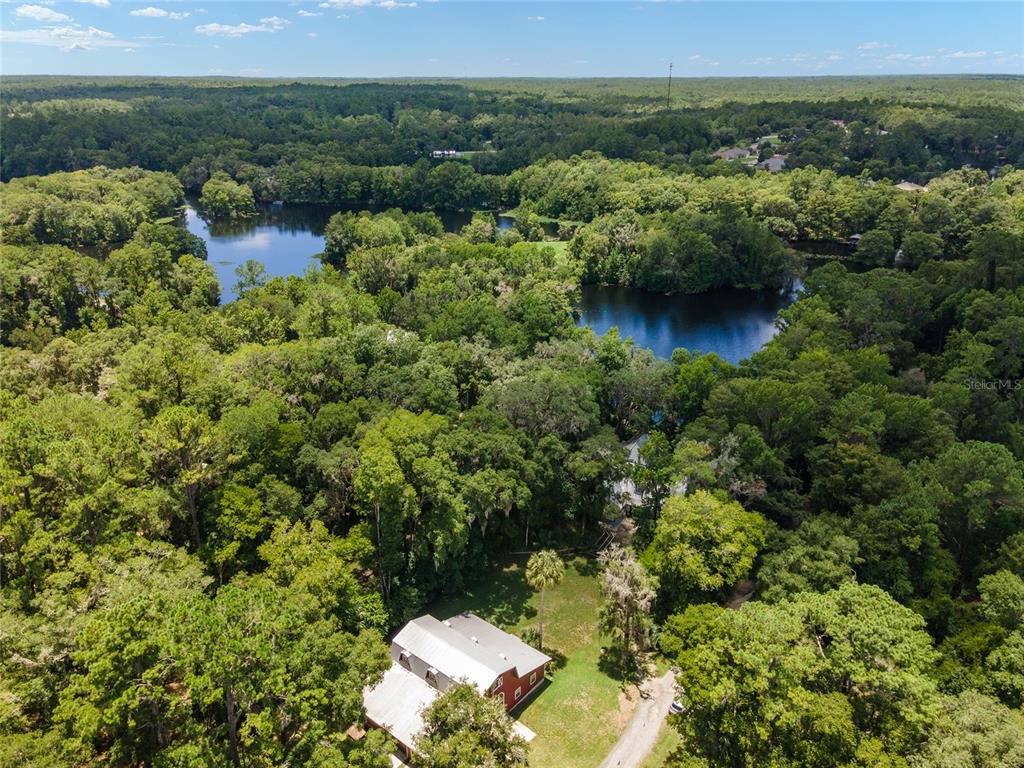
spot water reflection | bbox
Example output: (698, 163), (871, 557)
(575, 283), (797, 364)
(185, 202), (556, 302)
(186, 202), (800, 363)
(185, 206), (324, 301)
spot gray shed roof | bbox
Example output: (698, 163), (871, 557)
(443, 612), (552, 679)
(393, 615), (506, 692)
(363, 662), (438, 749)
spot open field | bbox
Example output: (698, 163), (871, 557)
(429, 557), (636, 768)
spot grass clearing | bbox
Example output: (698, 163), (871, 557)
(428, 556), (635, 768)
(541, 239), (571, 265)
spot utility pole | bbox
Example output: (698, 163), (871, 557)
(667, 62), (673, 111)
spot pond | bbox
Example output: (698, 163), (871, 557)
(186, 202), (531, 301)
(186, 203), (797, 361)
(186, 205), (326, 302)
(576, 283), (796, 364)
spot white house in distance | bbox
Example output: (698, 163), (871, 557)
(895, 180), (928, 193)
(612, 433), (649, 509)
(363, 613), (551, 760)
(611, 433), (687, 512)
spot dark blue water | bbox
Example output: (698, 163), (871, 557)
(576, 283), (796, 363)
(187, 204), (796, 361)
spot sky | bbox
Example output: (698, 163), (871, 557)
(1, 1), (1021, 78)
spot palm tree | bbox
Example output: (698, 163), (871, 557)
(525, 550), (565, 649)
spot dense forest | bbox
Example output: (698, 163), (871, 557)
(1, 77), (1024, 768)
(3, 76), (1022, 189)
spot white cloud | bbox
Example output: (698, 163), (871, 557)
(885, 52), (933, 63)
(297, 9), (323, 16)
(75, 0), (111, 6)
(857, 41), (885, 50)
(130, 7), (189, 19)
(195, 22), (261, 37)
(195, 16), (290, 37)
(527, 15), (544, 21)
(688, 53), (720, 66)
(307, 31), (317, 37)
(946, 50), (987, 59)
(1, 24), (133, 51)
(15, 4), (71, 22)
(318, 0), (416, 8)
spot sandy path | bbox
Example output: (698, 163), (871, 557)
(596, 670), (676, 768)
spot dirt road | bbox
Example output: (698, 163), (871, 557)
(596, 670), (676, 768)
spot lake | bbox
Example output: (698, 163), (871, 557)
(186, 202), (532, 301)
(576, 284), (795, 363)
(186, 204), (796, 361)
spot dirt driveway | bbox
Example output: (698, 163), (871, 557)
(596, 670), (676, 768)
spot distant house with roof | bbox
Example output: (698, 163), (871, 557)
(363, 613), (550, 759)
(758, 154), (787, 173)
(610, 433), (687, 512)
(611, 433), (649, 509)
(712, 147), (751, 161)
(895, 180), (927, 193)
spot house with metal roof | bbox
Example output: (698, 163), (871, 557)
(712, 147), (751, 161)
(610, 433), (687, 512)
(363, 613), (551, 759)
(758, 154), (787, 173)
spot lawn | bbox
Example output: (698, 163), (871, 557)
(428, 557), (636, 768)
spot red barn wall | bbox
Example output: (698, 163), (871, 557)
(490, 662), (547, 711)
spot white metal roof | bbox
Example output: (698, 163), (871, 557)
(392, 615), (505, 692)
(364, 662), (438, 749)
(623, 433), (650, 464)
(443, 613), (552, 679)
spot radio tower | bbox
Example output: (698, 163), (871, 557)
(667, 62), (673, 111)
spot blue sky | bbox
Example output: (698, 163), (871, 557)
(1, 1), (1021, 78)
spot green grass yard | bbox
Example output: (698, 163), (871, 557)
(541, 239), (570, 264)
(429, 557), (637, 768)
